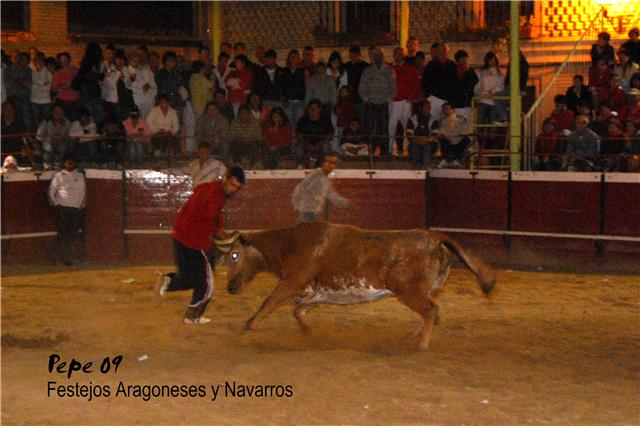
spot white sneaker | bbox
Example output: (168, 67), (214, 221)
(153, 273), (169, 304)
(449, 160), (461, 168)
(184, 317), (211, 325)
(436, 159), (448, 169)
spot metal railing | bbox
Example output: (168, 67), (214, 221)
(522, 7), (606, 170)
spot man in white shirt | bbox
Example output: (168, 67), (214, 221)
(147, 94), (180, 158)
(165, 142), (227, 188)
(432, 102), (472, 168)
(48, 155), (86, 266)
(291, 152), (350, 223)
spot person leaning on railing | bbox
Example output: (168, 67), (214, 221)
(1, 99), (28, 166)
(622, 119), (640, 172)
(69, 107), (99, 167)
(194, 101), (230, 163)
(147, 94), (180, 159)
(432, 102), (472, 169)
(563, 114), (600, 171)
(36, 104), (71, 169)
(228, 105), (262, 169)
(533, 118), (563, 171)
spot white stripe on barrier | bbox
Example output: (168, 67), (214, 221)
(511, 171), (601, 182)
(1, 171), (56, 182)
(1, 231), (57, 240)
(85, 169), (122, 180)
(124, 229), (172, 234)
(427, 169), (508, 180)
(604, 173), (640, 183)
(430, 227), (640, 242)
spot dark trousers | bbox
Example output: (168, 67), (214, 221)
(50, 206), (85, 264)
(364, 103), (389, 154)
(230, 140), (261, 168)
(167, 238), (214, 319)
(264, 146), (291, 169)
(439, 136), (471, 162)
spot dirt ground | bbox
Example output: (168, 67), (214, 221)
(1, 264), (639, 425)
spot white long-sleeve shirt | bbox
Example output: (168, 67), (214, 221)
(126, 64), (157, 113)
(30, 67), (52, 104)
(147, 106), (180, 135)
(69, 120), (98, 143)
(292, 168), (349, 214)
(474, 68), (504, 106)
(102, 67), (128, 103)
(48, 169), (86, 209)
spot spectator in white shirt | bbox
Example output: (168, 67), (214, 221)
(474, 52), (505, 124)
(126, 52), (157, 120)
(147, 94), (180, 158)
(30, 53), (52, 132)
(166, 142), (227, 187)
(48, 155), (86, 266)
(69, 107), (99, 166)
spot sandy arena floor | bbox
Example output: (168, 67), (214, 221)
(1, 264), (639, 425)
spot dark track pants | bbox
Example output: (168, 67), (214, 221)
(167, 238), (214, 319)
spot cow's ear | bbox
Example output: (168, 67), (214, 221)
(239, 234), (251, 246)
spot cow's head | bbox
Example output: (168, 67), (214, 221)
(214, 231), (265, 294)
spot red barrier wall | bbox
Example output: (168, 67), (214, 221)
(603, 174), (640, 236)
(511, 172), (601, 234)
(84, 170), (125, 263)
(2, 170), (638, 272)
(426, 170), (509, 230)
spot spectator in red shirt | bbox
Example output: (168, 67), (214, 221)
(389, 47), (421, 156)
(155, 166), (246, 325)
(225, 55), (253, 117)
(600, 74), (627, 112)
(619, 88), (640, 124)
(51, 52), (79, 118)
(550, 95), (575, 132)
(534, 118), (562, 170)
(262, 107), (293, 169)
(588, 58), (612, 103)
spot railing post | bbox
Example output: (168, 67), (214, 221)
(509, 0), (522, 172)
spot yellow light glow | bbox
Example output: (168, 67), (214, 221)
(596, 0), (640, 17)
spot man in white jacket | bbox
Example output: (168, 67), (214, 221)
(48, 155), (86, 266)
(292, 152), (350, 223)
(147, 94), (180, 158)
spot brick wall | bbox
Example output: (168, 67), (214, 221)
(408, 1), (461, 43)
(1, 2), (207, 65)
(221, 1), (320, 51)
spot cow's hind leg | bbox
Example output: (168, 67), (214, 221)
(396, 288), (439, 351)
(293, 303), (315, 333)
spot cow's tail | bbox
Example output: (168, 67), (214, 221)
(439, 234), (496, 295)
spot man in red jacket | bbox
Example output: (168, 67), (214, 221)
(155, 166), (246, 324)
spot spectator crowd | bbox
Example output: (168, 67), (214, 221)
(2, 27), (639, 173)
(534, 29), (640, 172)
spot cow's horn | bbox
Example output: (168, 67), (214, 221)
(214, 231), (240, 246)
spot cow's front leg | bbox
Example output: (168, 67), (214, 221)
(417, 306), (438, 351)
(293, 303), (315, 333)
(244, 281), (301, 331)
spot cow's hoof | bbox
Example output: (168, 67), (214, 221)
(299, 325), (312, 335)
(416, 344), (430, 352)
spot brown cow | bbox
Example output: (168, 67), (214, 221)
(215, 222), (496, 351)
